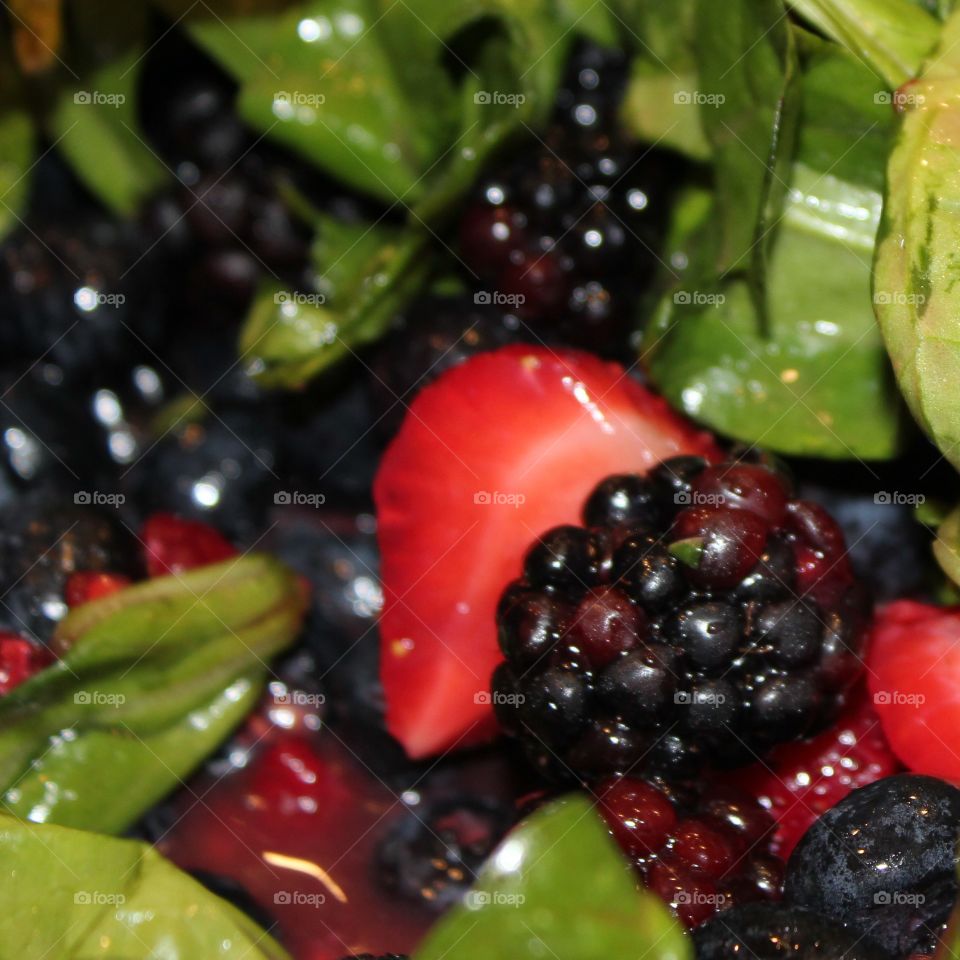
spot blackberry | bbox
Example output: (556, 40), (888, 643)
(376, 798), (513, 910)
(596, 777), (783, 927)
(0, 493), (140, 642)
(457, 41), (673, 354)
(694, 904), (893, 960)
(785, 774), (960, 956)
(491, 456), (869, 781)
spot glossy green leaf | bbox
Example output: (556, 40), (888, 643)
(241, 223), (433, 388)
(933, 503), (960, 586)
(416, 795), (690, 960)
(786, 0), (940, 87)
(874, 6), (960, 471)
(695, 0), (800, 279)
(0, 814), (289, 959)
(645, 163), (905, 458)
(49, 2), (167, 215)
(0, 108), (33, 240)
(0, 555), (305, 833)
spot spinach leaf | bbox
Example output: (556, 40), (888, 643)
(48, 1), (167, 215)
(786, 0), (940, 86)
(0, 555), (305, 833)
(240, 220), (433, 389)
(695, 0), (800, 280)
(0, 814), (289, 959)
(645, 44), (906, 459)
(415, 794), (690, 960)
(0, 46), (33, 241)
(874, 5), (960, 471)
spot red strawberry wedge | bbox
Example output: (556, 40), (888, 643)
(868, 599), (960, 781)
(374, 345), (721, 758)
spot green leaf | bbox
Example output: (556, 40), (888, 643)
(415, 794), (690, 960)
(0, 814), (290, 959)
(874, 5), (960, 471)
(49, 1), (167, 215)
(646, 163), (905, 458)
(0, 554), (305, 833)
(241, 221), (433, 389)
(694, 0), (800, 280)
(786, 0), (940, 87)
(0, 107), (33, 240)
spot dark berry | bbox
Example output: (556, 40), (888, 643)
(523, 525), (602, 591)
(596, 644), (678, 725)
(694, 903), (894, 960)
(459, 203), (527, 276)
(377, 799), (511, 910)
(571, 587), (645, 667)
(520, 666), (589, 744)
(0, 495), (140, 642)
(785, 774), (960, 956)
(692, 464), (789, 524)
(753, 601), (822, 667)
(671, 506), (769, 589)
(650, 455), (709, 508)
(499, 251), (568, 320)
(567, 718), (647, 776)
(749, 674), (821, 742)
(613, 538), (686, 611)
(668, 602), (743, 674)
(498, 589), (571, 668)
(583, 474), (661, 529)
(736, 535), (796, 601)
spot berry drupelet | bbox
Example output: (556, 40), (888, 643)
(491, 455), (869, 782)
(595, 777), (783, 927)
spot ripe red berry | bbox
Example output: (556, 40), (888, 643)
(142, 513), (237, 577)
(595, 776), (677, 857)
(459, 203), (527, 276)
(499, 251), (568, 318)
(670, 506), (768, 589)
(0, 633), (53, 695)
(65, 571), (132, 607)
(692, 464), (789, 525)
(572, 587), (646, 668)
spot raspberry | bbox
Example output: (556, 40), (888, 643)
(64, 571), (132, 607)
(142, 513), (238, 577)
(0, 632), (52, 695)
(492, 455), (869, 781)
(595, 777), (783, 928)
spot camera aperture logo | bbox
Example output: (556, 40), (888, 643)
(73, 91), (125, 108)
(474, 490), (525, 509)
(274, 491), (326, 507)
(473, 91), (526, 108)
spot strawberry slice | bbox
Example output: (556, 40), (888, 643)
(731, 685), (899, 857)
(374, 345), (720, 758)
(868, 599), (960, 780)
(0, 632), (53, 696)
(65, 571), (132, 607)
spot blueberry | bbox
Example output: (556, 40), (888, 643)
(785, 774), (960, 956)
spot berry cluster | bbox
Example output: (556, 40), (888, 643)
(596, 777), (783, 927)
(492, 456), (869, 781)
(457, 43), (671, 351)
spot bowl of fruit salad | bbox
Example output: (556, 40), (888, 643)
(4, 0), (960, 958)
